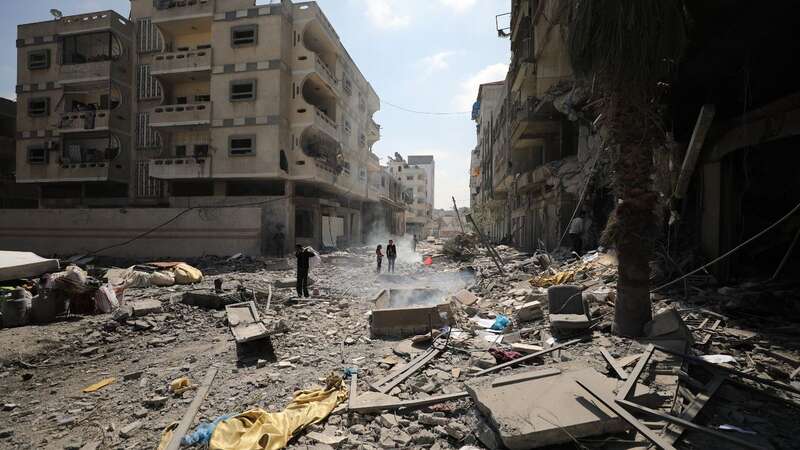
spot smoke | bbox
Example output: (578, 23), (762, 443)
(363, 217), (420, 265)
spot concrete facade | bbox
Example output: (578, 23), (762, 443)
(388, 153), (434, 238)
(11, 0), (394, 255)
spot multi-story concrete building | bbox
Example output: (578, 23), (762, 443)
(14, 0), (384, 252)
(0, 97), (38, 208)
(388, 154), (434, 238)
(407, 155), (434, 210)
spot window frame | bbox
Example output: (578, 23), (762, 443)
(27, 144), (48, 165)
(228, 135), (256, 156)
(28, 97), (50, 117)
(230, 24), (258, 47)
(27, 49), (51, 70)
(229, 79), (257, 102)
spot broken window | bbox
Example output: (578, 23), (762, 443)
(175, 145), (187, 157)
(28, 49), (50, 70)
(230, 79), (256, 101)
(62, 32), (117, 65)
(231, 25), (258, 47)
(28, 97), (50, 117)
(194, 94), (211, 103)
(229, 135), (255, 156)
(27, 144), (47, 164)
(194, 144), (209, 157)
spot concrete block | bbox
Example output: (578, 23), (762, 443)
(549, 314), (591, 329)
(510, 343), (545, 354)
(129, 299), (162, 317)
(468, 368), (628, 449)
(515, 301), (543, 322)
(451, 289), (478, 306)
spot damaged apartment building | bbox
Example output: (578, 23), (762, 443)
(472, 0), (800, 282)
(5, 0), (402, 256)
(388, 154), (435, 239)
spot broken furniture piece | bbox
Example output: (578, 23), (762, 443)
(547, 284), (591, 334)
(369, 289), (452, 338)
(369, 336), (446, 394)
(0, 251), (60, 282)
(226, 301), (270, 344)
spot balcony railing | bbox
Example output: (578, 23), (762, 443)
(150, 102), (211, 128)
(149, 157), (211, 179)
(55, 163), (110, 182)
(315, 56), (337, 88)
(152, 0), (213, 24)
(60, 61), (113, 84)
(152, 48), (212, 76)
(313, 108), (338, 138)
(57, 110), (111, 133)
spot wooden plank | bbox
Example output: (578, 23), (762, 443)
(349, 391), (469, 414)
(164, 367), (218, 450)
(710, 319), (721, 331)
(372, 346), (442, 394)
(472, 338), (583, 377)
(491, 368), (562, 387)
(663, 372), (726, 444)
(674, 104), (716, 200)
(372, 346), (435, 387)
(654, 345), (800, 395)
(575, 378), (677, 450)
(617, 344), (655, 401)
(698, 318), (709, 330)
(348, 373), (358, 411)
(618, 399), (764, 450)
(599, 348), (629, 380)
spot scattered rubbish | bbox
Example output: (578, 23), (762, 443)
(82, 377), (115, 393)
(718, 424), (758, 435)
(490, 314), (510, 331)
(698, 354), (737, 365)
(170, 377), (195, 395)
(226, 301), (270, 344)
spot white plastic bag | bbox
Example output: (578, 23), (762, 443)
(95, 283), (120, 313)
(307, 247), (322, 269)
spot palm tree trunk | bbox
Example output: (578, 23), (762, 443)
(609, 99), (659, 337)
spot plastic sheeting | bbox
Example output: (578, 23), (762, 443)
(210, 376), (347, 450)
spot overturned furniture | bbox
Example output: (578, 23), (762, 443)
(226, 301), (270, 344)
(369, 289), (452, 338)
(548, 284), (591, 334)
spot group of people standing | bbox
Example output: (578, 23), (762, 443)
(375, 240), (398, 273)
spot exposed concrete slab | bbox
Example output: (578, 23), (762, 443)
(129, 300), (163, 317)
(468, 368), (629, 449)
(370, 289), (452, 338)
(515, 301), (543, 322)
(0, 251), (59, 282)
(451, 289), (478, 306)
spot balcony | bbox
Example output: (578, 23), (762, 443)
(150, 103), (211, 129)
(57, 110), (111, 134)
(511, 99), (560, 145)
(368, 119), (381, 142)
(60, 61), (113, 85)
(152, 0), (214, 25)
(151, 49), (212, 79)
(149, 157), (211, 179)
(56, 162), (111, 182)
(58, 11), (130, 36)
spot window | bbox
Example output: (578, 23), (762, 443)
(28, 49), (50, 70)
(194, 144), (209, 157)
(230, 79), (256, 101)
(229, 135), (255, 156)
(28, 97), (50, 117)
(406, 176), (413, 181)
(27, 144), (47, 164)
(343, 120), (352, 135)
(195, 94), (210, 103)
(231, 25), (258, 47)
(175, 145), (187, 157)
(280, 150), (288, 172)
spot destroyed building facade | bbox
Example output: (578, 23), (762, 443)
(7, 0), (403, 255)
(388, 153), (435, 239)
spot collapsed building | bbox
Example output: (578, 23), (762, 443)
(472, 0), (800, 283)
(1, 0), (404, 257)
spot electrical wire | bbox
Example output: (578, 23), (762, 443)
(651, 198), (800, 293)
(382, 100), (472, 116)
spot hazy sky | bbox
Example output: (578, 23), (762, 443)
(1, 0), (511, 208)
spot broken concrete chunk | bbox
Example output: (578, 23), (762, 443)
(510, 343), (545, 354)
(119, 421), (142, 438)
(451, 289), (478, 306)
(468, 368), (628, 449)
(129, 299), (163, 317)
(514, 301), (543, 322)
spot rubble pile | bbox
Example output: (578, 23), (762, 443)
(0, 242), (799, 449)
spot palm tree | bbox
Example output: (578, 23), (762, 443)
(566, 0), (686, 336)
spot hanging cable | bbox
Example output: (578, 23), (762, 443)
(382, 100), (472, 116)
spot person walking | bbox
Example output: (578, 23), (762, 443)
(386, 239), (397, 273)
(568, 213), (585, 255)
(375, 245), (384, 273)
(295, 245), (314, 298)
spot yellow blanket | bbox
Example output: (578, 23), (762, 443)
(210, 377), (347, 450)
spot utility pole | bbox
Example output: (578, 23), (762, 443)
(452, 197), (465, 233)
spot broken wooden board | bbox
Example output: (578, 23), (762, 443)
(663, 371), (727, 444)
(163, 367), (218, 450)
(599, 348), (629, 380)
(225, 301), (269, 344)
(370, 340), (443, 393)
(470, 368), (629, 449)
(349, 391), (468, 414)
(491, 368), (562, 387)
(472, 337), (583, 377)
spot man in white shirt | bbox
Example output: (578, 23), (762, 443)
(568, 214), (585, 255)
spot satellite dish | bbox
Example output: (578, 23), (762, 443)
(50, 9), (63, 20)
